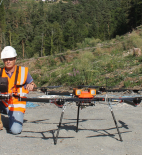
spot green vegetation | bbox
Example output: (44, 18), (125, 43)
(1, 0), (142, 88)
(0, 0), (142, 58)
(28, 29), (142, 88)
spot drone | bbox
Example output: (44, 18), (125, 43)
(0, 81), (142, 145)
(21, 85), (142, 144)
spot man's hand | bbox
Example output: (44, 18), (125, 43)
(26, 82), (36, 91)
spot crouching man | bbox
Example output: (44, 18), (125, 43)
(0, 46), (36, 134)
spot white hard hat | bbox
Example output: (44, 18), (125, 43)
(1, 46), (17, 59)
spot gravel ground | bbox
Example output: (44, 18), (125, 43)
(0, 91), (142, 155)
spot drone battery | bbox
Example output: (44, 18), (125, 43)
(0, 77), (8, 93)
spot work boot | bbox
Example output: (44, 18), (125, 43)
(0, 113), (3, 130)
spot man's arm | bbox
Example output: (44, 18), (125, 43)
(25, 73), (36, 91)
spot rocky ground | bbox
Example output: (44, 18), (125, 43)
(0, 91), (142, 155)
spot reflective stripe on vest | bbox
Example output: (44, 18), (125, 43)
(19, 67), (28, 97)
(8, 103), (26, 109)
(1, 66), (29, 113)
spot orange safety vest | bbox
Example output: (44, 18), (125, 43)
(1, 65), (29, 113)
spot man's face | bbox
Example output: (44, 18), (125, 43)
(3, 57), (16, 69)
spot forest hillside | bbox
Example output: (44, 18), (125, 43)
(0, 25), (141, 90)
(0, 0), (142, 89)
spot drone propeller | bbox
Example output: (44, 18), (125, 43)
(77, 85), (138, 93)
(35, 85), (62, 89)
(78, 85), (100, 88)
(101, 88), (141, 93)
(33, 86), (63, 95)
(45, 91), (73, 96)
(77, 85), (113, 89)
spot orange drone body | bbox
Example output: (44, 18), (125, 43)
(73, 88), (96, 98)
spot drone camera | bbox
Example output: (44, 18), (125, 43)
(88, 88), (96, 95)
(73, 88), (82, 96)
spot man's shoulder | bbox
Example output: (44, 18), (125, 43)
(17, 66), (29, 75)
(18, 66), (28, 69)
(17, 65), (27, 68)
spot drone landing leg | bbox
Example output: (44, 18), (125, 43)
(76, 103), (80, 132)
(108, 102), (123, 141)
(54, 103), (66, 145)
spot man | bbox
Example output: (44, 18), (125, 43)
(0, 46), (36, 134)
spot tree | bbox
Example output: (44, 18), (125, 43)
(45, 22), (64, 55)
(127, 0), (142, 29)
(0, 1), (6, 50)
(63, 19), (77, 49)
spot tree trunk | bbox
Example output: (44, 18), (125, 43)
(22, 39), (24, 58)
(9, 30), (12, 46)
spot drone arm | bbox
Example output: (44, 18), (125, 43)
(122, 97), (141, 107)
(18, 97), (51, 103)
(122, 100), (137, 107)
(18, 97), (65, 107)
(18, 96), (142, 107)
(111, 97), (141, 107)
